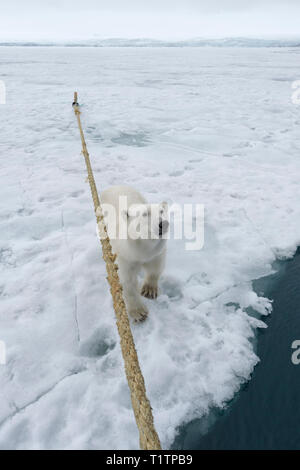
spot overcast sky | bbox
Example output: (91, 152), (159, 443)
(0, 0), (299, 41)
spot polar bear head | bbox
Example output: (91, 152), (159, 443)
(125, 201), (169, 240)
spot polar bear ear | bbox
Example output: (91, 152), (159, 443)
(160, 201), (168, 210)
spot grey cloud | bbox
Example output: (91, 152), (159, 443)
(0, 0), (299, 41)
(2, 0), (299, 13)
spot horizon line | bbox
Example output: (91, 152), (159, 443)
(1, 36), (300, 47)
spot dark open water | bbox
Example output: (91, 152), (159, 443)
(174, 248), (300, 450)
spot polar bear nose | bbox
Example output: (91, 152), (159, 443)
(159, 220), (169, 235)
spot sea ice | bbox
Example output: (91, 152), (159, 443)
(0, 46), (299, 449)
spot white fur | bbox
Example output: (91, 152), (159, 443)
(100, 185), (168, 322)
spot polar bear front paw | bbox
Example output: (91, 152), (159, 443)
(129, 304), (149, 323)
(141, 283), (158, 299)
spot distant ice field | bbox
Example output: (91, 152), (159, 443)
(0, 46), (300, 449)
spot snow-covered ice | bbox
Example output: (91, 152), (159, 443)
(0, 46), (300, 449)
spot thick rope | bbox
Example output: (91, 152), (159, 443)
(72, 92), (161, 451)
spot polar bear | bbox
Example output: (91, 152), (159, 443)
(100, 185), (169, 322)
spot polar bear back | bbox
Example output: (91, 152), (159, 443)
(100, 185), (146, 212)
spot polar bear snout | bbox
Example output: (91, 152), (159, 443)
(159, 219), (169, 237)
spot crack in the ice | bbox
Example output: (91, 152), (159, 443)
(188, 270), (273, 311)
(188, 281), (244, 310)
(61, 209), (81, 344)
(240, 208), (277, 258)
(0, 368), (86, 429)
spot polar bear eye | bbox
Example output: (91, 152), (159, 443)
(160, 209), (164, 215)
